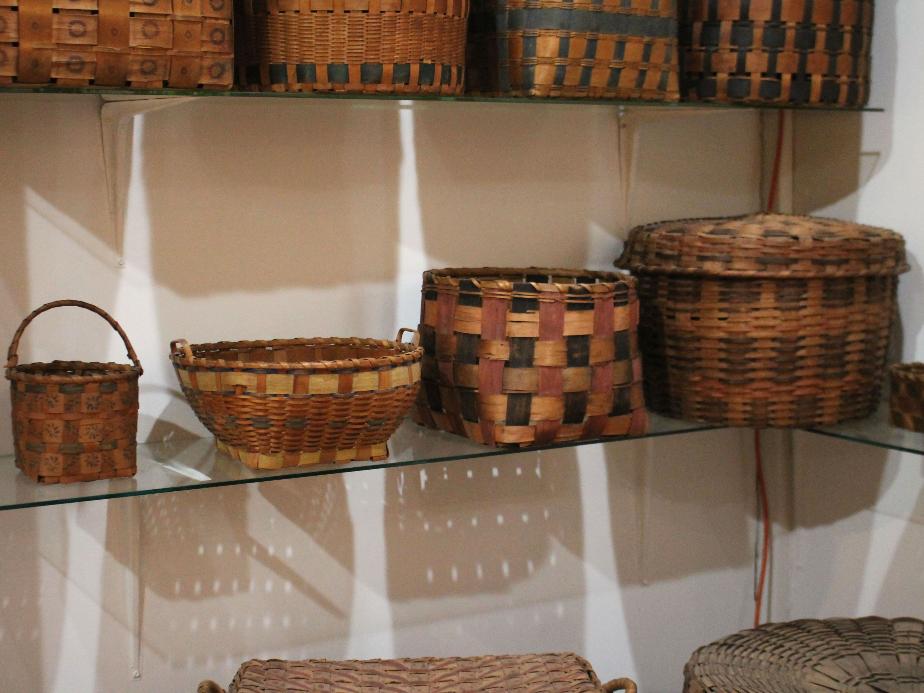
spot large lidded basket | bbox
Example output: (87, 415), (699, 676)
(680, 0), (874, 107)
(0, 0), (233, 88)
(466, 0), (680, 99)
(234, 0), (468, 94)
(170, 332), (423, 469)
(6, 300), (142, 484)
(616, 214), (907, 428)
(413, 268), (648, 447)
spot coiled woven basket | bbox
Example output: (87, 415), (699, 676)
(170, 332), (422, 469)
(684, 617), (924, 692)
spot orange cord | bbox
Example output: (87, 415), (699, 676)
(753, 429), (771, 627)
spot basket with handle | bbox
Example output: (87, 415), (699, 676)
(170, 330), (423, 469)
(5, 300), (142, 484)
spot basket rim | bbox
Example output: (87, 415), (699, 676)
(6, 360), (141, 384)
(890, 362), (924, 380)
(170, 336), (423, 372)
(424, 267), (635, 292)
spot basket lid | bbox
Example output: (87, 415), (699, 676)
(615, 213), (909, 278)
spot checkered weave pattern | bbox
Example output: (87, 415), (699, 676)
(6, 301), (141, 484)
(199, 653), (637, 693)
(467, 0), (679, 98)
(171, 334), (422, 469)
(681, 0), (873, 106)
(889, 363), (924, 434)
(0, 0), (233, 87)
(413, 268), (647, 447)
(684, 617), (924, 692)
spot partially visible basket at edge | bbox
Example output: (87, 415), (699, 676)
(170, 332), (423, 469)
(890, 363), (924, 433)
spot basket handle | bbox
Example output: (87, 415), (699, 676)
(5, 300), (142, 373)
(603, 678), (637, 693)
(170, 339), (195, 362)
(396, 327), (421, 346)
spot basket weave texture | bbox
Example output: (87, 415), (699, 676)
(199, 653), (638, 693)
(684, 617), (924, 692)
(0, 0), (233, 88)
(680, 0), (873, 107)
(466, 0), (680, 99)
(235, 0), (469, 93)
(616, 214), (907, 428)
(889, 363), (924, 433)
(5, 300), (142, 484)
(413, 268), (648, 447)
(170, 332), (422, 469)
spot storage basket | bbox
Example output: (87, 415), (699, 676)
(170, 331), (423, 469)
(684, 617), (924, 692)
(234, 0), (468, 94)
(5, 300), (142, 484)
(413, 268), (648, 447)
(0, 0), (233, 88)
(680, 0), (874, 107)
(615, 214), (907, 428)
(466, 0), (680, 99)
(198, 652), (638, 693)
(889, 362), (924, 433)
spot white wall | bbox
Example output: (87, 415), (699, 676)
(0, 91), (775, 691)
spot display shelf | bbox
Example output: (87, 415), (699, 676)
(0, 413), (716, 511)
(806, 404), (924, 456)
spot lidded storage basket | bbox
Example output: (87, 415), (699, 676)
(413, 268), (648, 447)
(616, 214), (907, 428)
(680, 0), (873, 107)
(170, 332), (423, 469)
(466, 0), (680, 99)
(6, 300), (142, 484)
(0, 0), (233, 88)
(234, 0), (469, 94)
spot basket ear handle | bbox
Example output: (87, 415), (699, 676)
(603, 678), (637, 693)
(5, 300), (142, 373)
(170, 339), (195, 362)
(396, 327), (421, 346)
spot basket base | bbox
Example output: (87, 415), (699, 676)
(216, 440), (389, 470)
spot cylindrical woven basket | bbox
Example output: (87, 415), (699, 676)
(684, 617), (924, 692)
(466, 0), (680, 99)
(5, 300), (142, 484)
(0, 0), (233, 88)
(616, 214), (907, 428)
(413, 268), (648, 447)
(680, 0), (874, 107)
(198, 652), (638, 693)
(889, 362), (924, 433)
(170, 331), (423, 469)
(234, 0), (469, 94)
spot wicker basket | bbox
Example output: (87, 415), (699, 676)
(413, 268), (648, 447)
(684, 617), (924, 692)
(889, 362), (924, 433)
(170, 331), (423, 469)
(466, 0), (680, 99)
(0, 0), (233, 88)
(5, 300), (142, 484)
(616, 214), (907, 428)
(198, 653), (638, 693)
(234, 0), (468, 94)
(680, 0), (873, 107)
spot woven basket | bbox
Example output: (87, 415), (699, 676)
(170, 331), (423, 469)
(466, 0), (680, 99)
(413, 268), (648, 447)
(234, 0), (468, 94)
(889, 362), (924, 433)
(0, 0), (233, 88)
(5, 300), (142, 484)
(198, 653), (638, 693)
(680, 0), (874, 107)
(684, 617), (924, 692)
(615, 214), (907, 428)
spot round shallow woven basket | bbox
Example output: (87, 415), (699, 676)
(616, 213), (907, 428)
(889, 362), (924, 432)
(5, 300), (142, 484)
(684, 617), (924, 693)
(680, 0), (874, 107)
(413, 267), (648, 447)
(170, 332), (423, 469)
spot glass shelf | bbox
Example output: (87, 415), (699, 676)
(806, 404), (924, 456)
(0, 85), (884, 111)
(0, 413), (715, 511)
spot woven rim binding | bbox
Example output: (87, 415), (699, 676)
(425, 267), (636, 297)
(891, 362), (924, 381)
